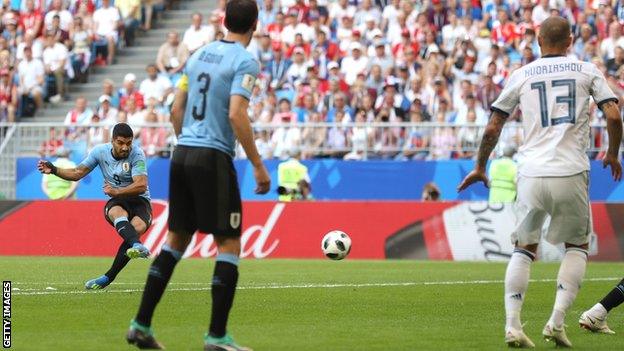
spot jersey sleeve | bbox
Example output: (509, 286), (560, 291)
(78, 146), (100, 171)
(230, 57), (260, 100)
(590, 64), (618, 109)
(491, 71), (521, 117)
(131, 149), (148, 177)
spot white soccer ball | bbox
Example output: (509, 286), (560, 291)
(321, 230), (352, 260)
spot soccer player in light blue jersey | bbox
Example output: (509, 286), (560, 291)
(37, 123), (153, 290)
(126, 0), (271, 349)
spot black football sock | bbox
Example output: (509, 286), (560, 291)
(135, 244), (183, 327)
(209, 254), (240, 338)
(104, 242), (132, 281)
(113, 216), (140, 246)
(599, 278), (624, 312)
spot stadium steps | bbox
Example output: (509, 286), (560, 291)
(30, 0), (216, 122)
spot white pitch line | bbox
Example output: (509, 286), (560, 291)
(10, 277), (620, 297)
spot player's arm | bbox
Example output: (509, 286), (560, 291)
(171, 74), (188, 136)
(601, 100), (623, 181)
(592, 64), (622, 181)
(37, 161), (91, 181)
(458, 111), (508, 191)
(230, 59), (270, 194)
(104, 175), (148, 197)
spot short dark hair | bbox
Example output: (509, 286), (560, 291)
(224, 0), (258, 34)
(112, 123), (133, 139)
(539, 16), (571, 48)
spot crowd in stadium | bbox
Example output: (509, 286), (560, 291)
(16, 0), (624, 160)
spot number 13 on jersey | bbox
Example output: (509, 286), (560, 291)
(530, 79), (576, 127)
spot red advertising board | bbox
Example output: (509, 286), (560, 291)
(0, 201), (623, 261)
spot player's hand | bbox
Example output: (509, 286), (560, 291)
(457, 168), (489, 192)
(103, 182), (118, 197)
(253, 164), (271, 195)
(603, 154), (622, 181)
(37, 160), (55, 174)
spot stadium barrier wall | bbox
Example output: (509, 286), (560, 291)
(15, 158), (624, 201)
(1, 200), (622, 262)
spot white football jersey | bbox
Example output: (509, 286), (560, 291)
(492, 55), (618, 177)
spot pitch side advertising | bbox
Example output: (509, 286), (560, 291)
(0, 201), (623, 261)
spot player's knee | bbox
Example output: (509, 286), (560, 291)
(515, 243), (538, 254)
(215, 236), (241, 256)
(165, 230), (193, 252)
(107, 206), (128, 221)
(131, 218), (148, 235)
(564, 242), (589, 251)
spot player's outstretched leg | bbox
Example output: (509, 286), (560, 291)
(128, 232), (190, 350)
(204, 237), (250, 351)
(543, 246), (588, 348)
(579, 277), (623, 334)
(504, 247), (535, 348)
(85, 242), (132, 290)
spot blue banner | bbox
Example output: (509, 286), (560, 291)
(16, 157), (624, 201)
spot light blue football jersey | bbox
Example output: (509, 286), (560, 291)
(177, 39), (260, 157)
(79, 143), (150, 200)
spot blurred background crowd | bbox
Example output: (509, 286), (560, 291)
(8, 0), (624, 160)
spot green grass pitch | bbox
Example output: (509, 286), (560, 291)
(3, 257), (624, 350)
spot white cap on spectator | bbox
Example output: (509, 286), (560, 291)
(350, 42), (362, 52)
(124, 73), (137, 82)
(364, 14), (376, 23)
(327, 61), (339, 70)
(99, 95), (112, 103)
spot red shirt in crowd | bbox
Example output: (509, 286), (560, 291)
(120, 91), (145, 111)
(20, 10), (43, 37)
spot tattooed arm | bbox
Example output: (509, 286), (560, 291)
(457, 111), (508, 191)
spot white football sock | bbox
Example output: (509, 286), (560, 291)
(548, 248), (588, 328)
(505, 249), (534, 331)
(588, 303), (608, 319)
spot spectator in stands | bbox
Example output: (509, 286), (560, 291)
(139, 110), (167, 157)
(45, 0), (72, 32)
(600, 21), (624, 60)
(96, 94), (118, 125)
(341, 42), (369, 86)
(18, 46), (45, 111)
(125, 95), (146, 135)
(182, 12), (214, 54)
(267, 47), (291, 91)
(455, 94), (487, 125)
(285, 47), (308, 86)
(86, 113), (108, 152)
(20, 0), (44, 38)
(17, 31), (43, 61)
(428, 111), (456, 160)
(48, 14), (70, 45)
(344, 110), (373, 160)
(101, 79), (120, 108)
(117, 0), (140, 46)
(119, 73), (144, 111)
(327, 92), (353, 123)
(455, 110), (481, 159)
(64, 96), (94, 125)
(69, 16), (91, 83)
(255, 128), (274, 160)
(301, 112), (326, 158)
(139, 63), (172, 104)
(0, 69), (16, 122)
(92, 0), (121, 65)
(42, 32), (69, 104)
(156, 31), (189, 82)
(39, 127), (64, 157)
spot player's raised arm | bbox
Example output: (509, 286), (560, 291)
(37, 160), (91, 181)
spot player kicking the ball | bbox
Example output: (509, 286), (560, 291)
(37, 122), (152, 290)
(125, 0), (270, 349)
(458, 16), (622, 348)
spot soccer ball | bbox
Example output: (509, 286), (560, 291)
(321, 230), (352, 260)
